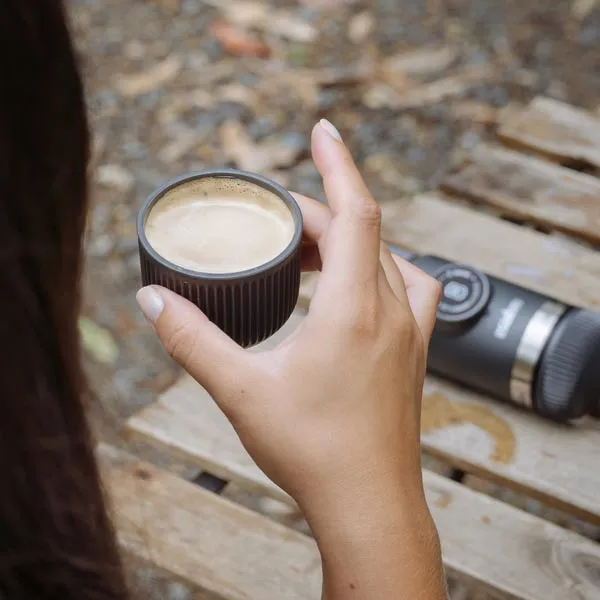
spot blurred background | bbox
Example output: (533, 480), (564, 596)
(73, 0), (600, 596)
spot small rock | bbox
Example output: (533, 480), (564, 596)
(218, 83), (259, 111)
(121, 141), (148, 160)
(362, 84), (399, 110)
(214, 101), (252, 124)
(96, 164), (135, 192)
(139, 90), (162, 109)
(572, 0), (598, 20)
(115, 54), (183, 98)
(348, 11), (374, 44)
(186, 51), (210, 72)
(124, 40), (145, 60)
(318, 89), (341, 110)
(247, 116), (278, 141)
(459, 131), (481, 150)
(166, 582), (191, 600)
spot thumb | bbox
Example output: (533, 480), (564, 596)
(136, 285), (250, 402)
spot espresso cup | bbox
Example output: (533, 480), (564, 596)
(137, 169), (303, 347)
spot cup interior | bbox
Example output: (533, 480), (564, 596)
(137, 169), (303, 280)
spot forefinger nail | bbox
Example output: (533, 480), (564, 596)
(319, 119), (343, 143)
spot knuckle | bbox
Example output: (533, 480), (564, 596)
(163, 321), (198, 368)
(352, 198), (382, 227)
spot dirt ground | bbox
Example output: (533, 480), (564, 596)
(72, 0), (600, 597)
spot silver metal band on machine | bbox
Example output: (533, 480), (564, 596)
(510, 301), (567, 409)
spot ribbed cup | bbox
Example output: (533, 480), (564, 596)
(137, 170), (303, 348)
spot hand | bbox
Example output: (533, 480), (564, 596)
(136, 120), (440, 503)
(137, 120), (446, 599)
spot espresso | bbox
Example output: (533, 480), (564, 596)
(145, 177), (295, 274)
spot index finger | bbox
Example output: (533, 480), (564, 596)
(311, 120), (382, 290)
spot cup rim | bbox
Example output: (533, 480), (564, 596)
(137, 168), (304, 281)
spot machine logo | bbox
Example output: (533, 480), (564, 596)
(494, 298), (525, 340)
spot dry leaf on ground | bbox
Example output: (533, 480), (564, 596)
(257, 61), (374, 109)
(209, 0), (317, 42)
(219, 120), (304, 172)
(257, 70), (321, 109)
(217, 83), (260, 110)
(159, 131), (204, 163)
(79, 317), (120, 366)
(381, 45), (459, 79)
(452, 101), (499, 125)
(115, 54), (182, 97)
(212, 20), (271, 57)
(370, 64), (495, 109)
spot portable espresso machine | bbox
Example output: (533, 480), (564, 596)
(388, 244), (600, 423)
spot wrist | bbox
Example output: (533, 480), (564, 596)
(298, 473), (446, 599)
(301, 474), (436, 545)
(299, 464), (436, 549)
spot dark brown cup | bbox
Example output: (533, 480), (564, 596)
(137, 169), (303, 347)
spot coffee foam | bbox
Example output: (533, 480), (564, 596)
(145, 177), (296, 274)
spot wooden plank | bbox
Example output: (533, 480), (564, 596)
(441, 144), (600, 243)
(380, 193), (600, 310)
(99, 444), (321, 600)
(498, 96), (600, 168)
(424, 470), (600, 600)
(108, 442), (600, 599)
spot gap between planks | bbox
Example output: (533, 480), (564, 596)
(498, 96), (600, 170)
(441, 144), (600, 244)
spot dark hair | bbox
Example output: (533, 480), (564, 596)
(0, 2), (129, 598)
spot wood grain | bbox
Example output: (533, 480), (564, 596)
(99, 444), (322, 600)
(108, 438), (600, 600)
(380, 193), (600, 310)
(498, 96), (600, 169)
(424, 470), (600, 600)
(441, 144), (600, 242)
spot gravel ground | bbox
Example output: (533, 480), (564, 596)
(72, 0), (600, 596)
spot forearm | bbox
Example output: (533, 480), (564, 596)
(302, 479), (448, 600)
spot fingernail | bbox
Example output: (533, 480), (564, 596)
(136, 286), (164, 324)
(319, 119), (343, 143)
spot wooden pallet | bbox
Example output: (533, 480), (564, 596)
(102, 96), (600, 599)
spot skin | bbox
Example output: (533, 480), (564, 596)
(136, 121), (448, 599)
